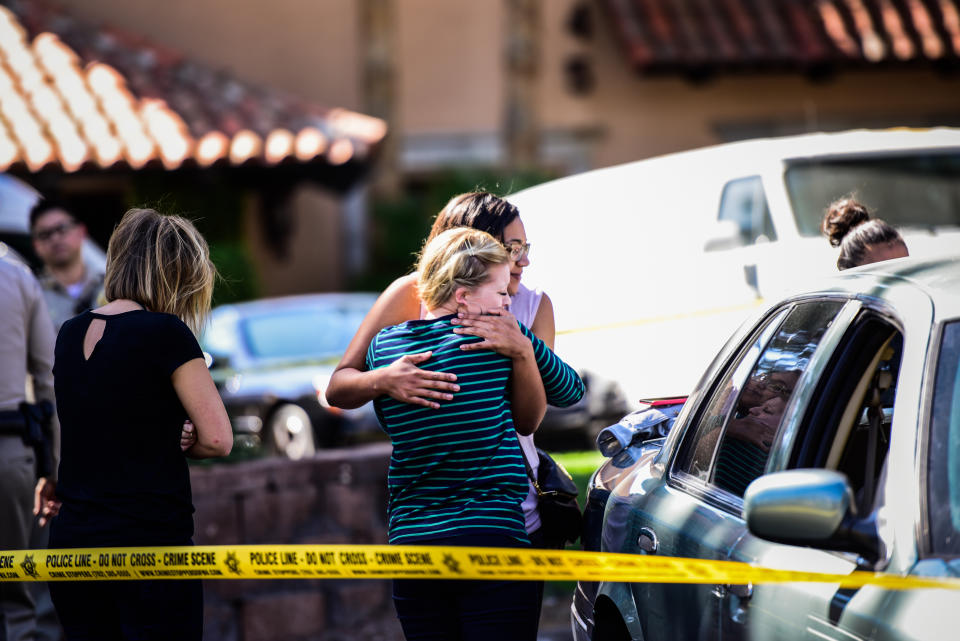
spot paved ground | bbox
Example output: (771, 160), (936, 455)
(538, 593), (575, 640)
(322, 589), (575, 640)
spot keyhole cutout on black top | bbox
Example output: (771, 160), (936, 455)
(83, 318), (106, 361)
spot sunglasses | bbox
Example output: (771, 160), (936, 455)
(504, 241), (531, 261)
(33, 221), (77, 243)
(755, 373), (791, 396)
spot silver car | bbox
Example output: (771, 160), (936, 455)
(576, 254), (960, 641)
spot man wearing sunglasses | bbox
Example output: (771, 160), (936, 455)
(29, 200), (104, 332)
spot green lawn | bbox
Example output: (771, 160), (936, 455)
(551, 449), (605, 509)
(543, 449), (606, 597)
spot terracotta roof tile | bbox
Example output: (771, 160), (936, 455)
(601, 0), (960, 75)
(0, 1), (386, 173)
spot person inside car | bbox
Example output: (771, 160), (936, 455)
(688, 367), (800, 487)
(821, 197), (909, 270)
(713, 368), (801, 495)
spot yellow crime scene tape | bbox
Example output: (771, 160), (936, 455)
(2, 545), (959, 590)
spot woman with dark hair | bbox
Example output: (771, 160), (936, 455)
(44, 208), (232, 640)
(326, 191), (561, 528)
(327, 192), (554, 414)
(821, 197), (909, 270)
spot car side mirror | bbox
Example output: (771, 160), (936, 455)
(703, 220), (744, 252)
(743, 469), (882, 562)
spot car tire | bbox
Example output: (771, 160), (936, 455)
(592, 598), (633, 641)
(266, 403), (316, 460)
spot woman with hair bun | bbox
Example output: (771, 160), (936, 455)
(367, 227), (583, 640)
(821, 197), (909, 270)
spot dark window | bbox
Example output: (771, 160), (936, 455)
(678, 301), (844, 497)
(785, 152), (960, 237)
(928, 321), (960, 556)
(714, 176), (777, 249)
(793, 313), (902, 515)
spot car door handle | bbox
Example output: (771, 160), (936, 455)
(638, 527), (658, 554)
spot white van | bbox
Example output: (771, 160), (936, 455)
(508, 128), (960, 404)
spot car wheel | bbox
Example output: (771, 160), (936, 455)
(592, 598), (634, 641)
(266, 404), (316, 460)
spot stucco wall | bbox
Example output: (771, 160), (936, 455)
(395, 0), (504, 134)
(244, 183), (345, 297)
(573, 20), (960, 167)
(53, 0), (960, 172)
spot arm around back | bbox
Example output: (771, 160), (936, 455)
(173, 358), (233, 458)
(325, 274), (458, 410)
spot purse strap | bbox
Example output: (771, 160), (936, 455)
(519, 443), (539, 487)
(519, 443), (561, 498)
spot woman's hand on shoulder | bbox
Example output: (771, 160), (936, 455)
(453, 309), (533, 361)
(378, 352), (459, 410)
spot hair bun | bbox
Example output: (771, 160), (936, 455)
(822, 198), (871, 247)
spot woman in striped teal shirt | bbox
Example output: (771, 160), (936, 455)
(366, 227), (583, 640)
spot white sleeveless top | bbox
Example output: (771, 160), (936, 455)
(511, 283), (544, 534)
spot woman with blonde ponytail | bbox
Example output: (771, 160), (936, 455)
(45, 208), (232, 640)
(367, 228), (584, 641)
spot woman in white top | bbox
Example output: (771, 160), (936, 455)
(326, 192), (557, 541)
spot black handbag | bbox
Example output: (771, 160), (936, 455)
(522, 447), (582, 547)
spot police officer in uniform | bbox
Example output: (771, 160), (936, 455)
(0, 246), (59, 641)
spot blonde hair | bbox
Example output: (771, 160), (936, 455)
(417, 227), (509, 310)
(104, 208), (216, 332)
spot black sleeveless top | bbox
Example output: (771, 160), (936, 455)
(50, 310), (203, 547)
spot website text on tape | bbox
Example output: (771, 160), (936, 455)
(2, 545), (959, 590)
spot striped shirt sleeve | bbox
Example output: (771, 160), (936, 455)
(518, 322), (585, 408)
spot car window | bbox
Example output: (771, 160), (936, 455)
(678, 300), (844, 497)
(715, 176), (777, 248)
(242, 305), (370, 360)
(928, 320), (960, 556)
(786, 152), (960, 237)
(791, 312), (902, 514)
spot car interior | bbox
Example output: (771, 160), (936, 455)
(793, 312), (902, 515)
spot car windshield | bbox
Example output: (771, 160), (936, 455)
(785, 152), (960, 237)
(929, 319), (960, 556)
(241, 302), (371, 360)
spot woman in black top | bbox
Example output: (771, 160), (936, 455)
(43, 208), (232, 640)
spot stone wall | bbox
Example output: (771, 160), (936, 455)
(189, 443), (403, 641)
